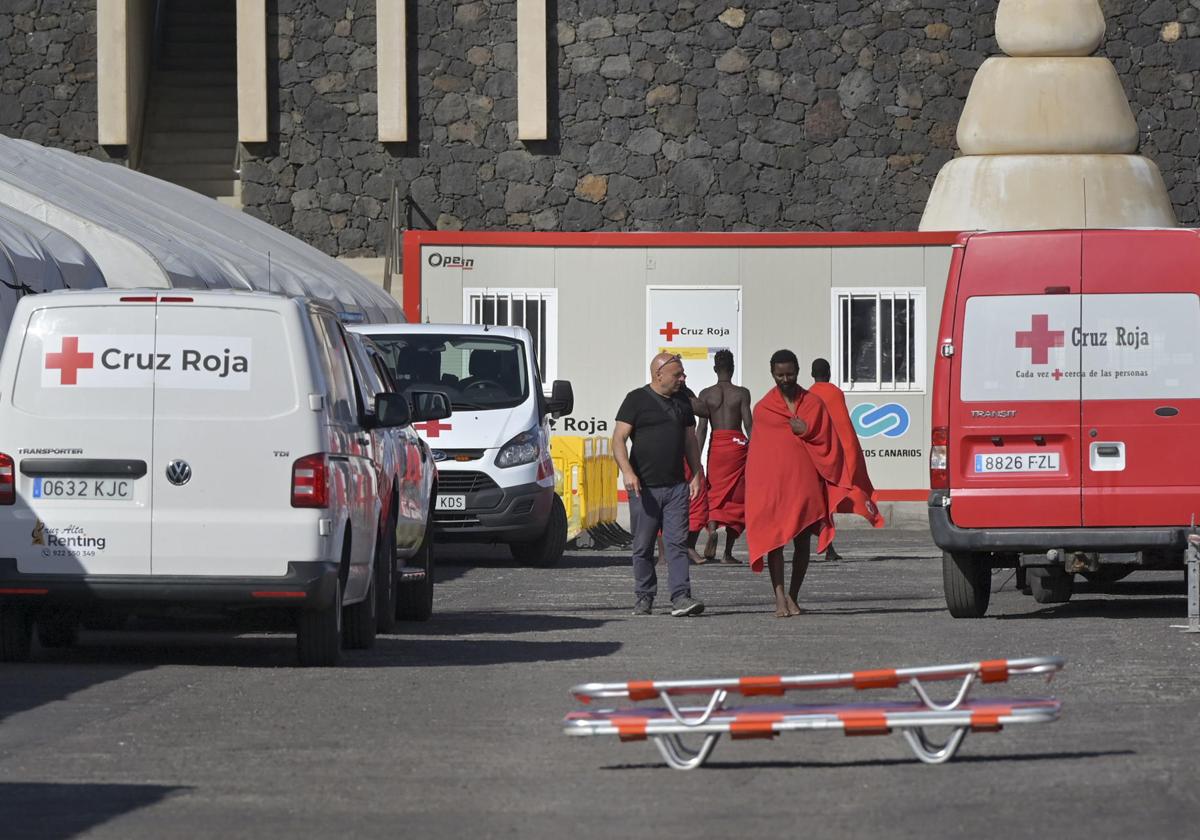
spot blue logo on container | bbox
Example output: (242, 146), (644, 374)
(850, 402), (910, 439)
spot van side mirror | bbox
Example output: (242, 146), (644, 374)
(410, 390), (451, 422)
(374, 392), (411, 428)
(546, 380), (574, 419)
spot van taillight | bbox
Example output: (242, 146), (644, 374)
(930, 426), (949, 489)
(0, 453), (13, 505)
(291, 454), (328, 508)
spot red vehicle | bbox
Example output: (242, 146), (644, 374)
(930, 229), (1200, 616)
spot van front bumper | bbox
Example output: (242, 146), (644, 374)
(928, 491), (1190, 554)
(434, 480), (554, 543)
(0, 559), (339, 609)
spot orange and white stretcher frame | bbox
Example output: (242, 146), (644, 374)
(563, 656), (1064, 769)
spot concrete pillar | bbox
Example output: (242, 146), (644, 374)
(237, 0), (268, 143)
(517, 0), (548, 140)
(97, 0), (129, 145)
(377, 0), (407, 142)
(97, 0), (154, 155)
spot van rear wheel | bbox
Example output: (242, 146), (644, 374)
(397, 516), (434, 622)
(942, 551), (991, 618)
(296, 578), (341, 667)
(0, 606), (34, 662)
(343, 572), (378, 650)
(510, 494), (567, 568)
(374, 520), (397, 634)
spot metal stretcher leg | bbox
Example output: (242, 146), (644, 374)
(908, 673), (976, 712)
(652, 733), (721, 770)
(658, 689), (728, 726)
(900, 727), (969, 765)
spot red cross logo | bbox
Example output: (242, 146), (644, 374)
(1015, 314), (1064, 365)
(414, 419), (452, 438)
(1052, 368), (1063, 381)
(659, 321), (680, 342)
(45, 336), (94, 385)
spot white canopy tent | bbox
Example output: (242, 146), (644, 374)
(0, 137), (401, 340)
(0, 203), (106, 350)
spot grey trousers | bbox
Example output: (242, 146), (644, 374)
(629, 482), (691, 602)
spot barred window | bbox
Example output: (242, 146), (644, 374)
(831, 288), (925, 392)
(463, 288), (557, 384)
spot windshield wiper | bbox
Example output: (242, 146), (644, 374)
(451, 401), (488, 410)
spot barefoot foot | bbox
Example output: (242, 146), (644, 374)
(689, 548), (706, 565)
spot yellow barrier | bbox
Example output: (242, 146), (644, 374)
(582, 437), (598, 530)
(550, 436), (585, 541)
(596, 437), (617, 523)
(551, 435), (620, 542)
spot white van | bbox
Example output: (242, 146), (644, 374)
(351, 323), (573, 566)
(0, 289), (446, 665)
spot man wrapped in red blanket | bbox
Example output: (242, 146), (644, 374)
(809, 357), (885, 561)
(745, 350), (883, 617)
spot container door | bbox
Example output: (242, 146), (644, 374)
(950, 232), (1083, 528)
(1081, 231), (1200, 526)
(149, 301), (304, 576)
(3, 301), (157, 574)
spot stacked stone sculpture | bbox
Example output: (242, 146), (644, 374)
(919, 0), (1177, 231)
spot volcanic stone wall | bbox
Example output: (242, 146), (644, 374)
(4, 1), (1200, 256)
(0, 0), (101, 157)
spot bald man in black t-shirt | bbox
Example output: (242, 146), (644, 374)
(612, 352), (706, 618)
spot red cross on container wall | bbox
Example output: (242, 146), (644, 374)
(659, 321), (680, 342)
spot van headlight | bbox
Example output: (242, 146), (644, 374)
(496, 429), (540, 468)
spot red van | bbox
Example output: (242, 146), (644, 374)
(930, 229), (1200, 617)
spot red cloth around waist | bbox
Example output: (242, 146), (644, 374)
(706, 429), (748, 533)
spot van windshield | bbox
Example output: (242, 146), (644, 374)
(369, 334), (529, 411)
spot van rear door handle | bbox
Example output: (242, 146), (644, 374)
(1155, 406), (1179, 417)
(20, 458), (147, 478)
(1089, 441), (1126, 472)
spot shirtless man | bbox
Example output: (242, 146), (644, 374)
(695, 350), (753, 563)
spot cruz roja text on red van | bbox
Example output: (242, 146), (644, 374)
(1070, 326), (1150, 349)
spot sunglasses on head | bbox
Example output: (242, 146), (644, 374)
(653, 353), (682, 375)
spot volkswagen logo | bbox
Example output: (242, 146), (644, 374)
(166, 460), (192, 486)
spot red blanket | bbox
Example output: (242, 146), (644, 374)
(810, 383), (885, 529)
(684, 460), (708, 532)
(706, 429), (748, 534)
(745, 387), (873, 572)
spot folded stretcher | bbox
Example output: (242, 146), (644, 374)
(563, 656), (1064, 770)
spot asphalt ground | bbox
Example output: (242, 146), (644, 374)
(0, 528), (1197, 839)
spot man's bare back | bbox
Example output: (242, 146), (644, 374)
(696, 381), (752, 451)
(694, 379), (751, 563)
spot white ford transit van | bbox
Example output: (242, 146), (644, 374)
(352, 323), (573, 566)
(0, 289), (443, 665)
